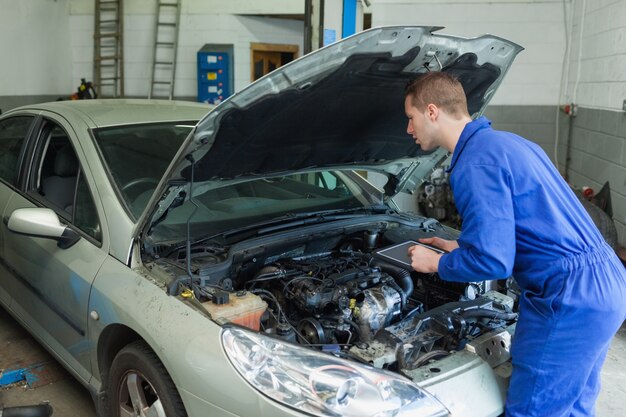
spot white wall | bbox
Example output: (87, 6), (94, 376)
(371, 0), (568, 106)
(0, 0), (74, 95)
(0, 0), (369, 99)
(324, 0), (345, 44)
(0, 0), (305, 99)
(373, 0), (626, 245)
(71, 0), (305, 98)
(112, 13), (304, 97)
(560, 0), (626, 245)
(69, 0), (305, 16)
(564, 0), (626, 110)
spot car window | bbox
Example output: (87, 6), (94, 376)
(30, 122), (102, 242)
(0, 116), (33, 186)
(149, 171), (367, 243)
(294, 171), (343, 192)
(92, 122), (196, 219)
(74, 170), (101, 241)
(318, 172), (338, 190)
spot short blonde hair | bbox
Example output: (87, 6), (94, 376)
(404, 72), (469, 118)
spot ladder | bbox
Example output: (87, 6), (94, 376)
(93, 0), (124, 97)
(148, 0), (181, 100)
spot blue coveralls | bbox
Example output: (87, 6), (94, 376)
(437, 117), (626, 417)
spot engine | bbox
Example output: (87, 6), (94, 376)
(238, 245), (516, 371)
(158, 227), (517, 371)
(245, 252), (412, 346)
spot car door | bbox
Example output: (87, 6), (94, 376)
(0, 114), (36, 307)
(3, 114), (108, 383)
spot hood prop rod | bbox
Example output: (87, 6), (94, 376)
(185, 154), (199, 293)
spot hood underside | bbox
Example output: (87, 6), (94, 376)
(179, 27), (522, 182)
(136, 27), (522, 238)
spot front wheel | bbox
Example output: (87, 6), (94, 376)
(107, 341), (187, 417)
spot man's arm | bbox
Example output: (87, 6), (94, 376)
(437, 163), (516, 282)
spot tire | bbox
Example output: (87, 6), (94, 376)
(579, 197), (618, 250)
(107, 341), (187, 417)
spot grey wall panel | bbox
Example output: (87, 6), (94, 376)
(485, 105), (559, 161)
(0, 95), (64, 113)
(486, 105), (626, 246)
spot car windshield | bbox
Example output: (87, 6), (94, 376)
(148, 171), (377, 244)
(92, 122), (197, 219)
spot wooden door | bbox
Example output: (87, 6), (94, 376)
(250, 43), (298, 81)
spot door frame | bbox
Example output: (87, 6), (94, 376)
(250, 42), (299, 82)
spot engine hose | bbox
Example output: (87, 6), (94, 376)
(374, 261), (414, 310)
(246, 266), (285, 288)
(256, 265), (281, 276)
(385, 279), (408, 311)
(460, 308), (518, 321)
(346, 319), (362, 342)
(413, 349), (451, 368)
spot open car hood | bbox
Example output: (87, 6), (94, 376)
(137, 26), (522, 237)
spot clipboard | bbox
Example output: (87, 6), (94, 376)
(373, 240), (445, 269)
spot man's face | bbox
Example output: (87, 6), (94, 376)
(404, 96), (438, 151)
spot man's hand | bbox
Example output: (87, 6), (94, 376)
(419, 237), (459, 252)
(408, 244), (443, 273)
(408, 237), (457, 273)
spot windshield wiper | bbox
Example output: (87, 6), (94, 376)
(223, 205), (391, 238)
(262, 206), (390, 231)
(153, 205), (390, 258)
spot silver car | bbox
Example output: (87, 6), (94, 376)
(0, 27), (522, 417)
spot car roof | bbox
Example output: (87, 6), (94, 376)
(7, 99), (212, 128)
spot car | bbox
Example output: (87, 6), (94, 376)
(0, 26), (523, 417)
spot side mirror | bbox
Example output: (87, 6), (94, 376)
(5, 208), (80, 249)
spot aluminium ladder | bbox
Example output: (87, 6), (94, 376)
(148, 0), (181, 100)
(93, 0), (124, 97)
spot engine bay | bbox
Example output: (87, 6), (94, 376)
(148, 220), (518, 373)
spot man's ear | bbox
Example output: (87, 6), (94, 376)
(426, 103), (439, 121)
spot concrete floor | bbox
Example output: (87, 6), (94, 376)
(0, 305), (95, 417)
(1, 305), (625, 417)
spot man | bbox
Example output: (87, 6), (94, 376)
(405, 72), (626, 417)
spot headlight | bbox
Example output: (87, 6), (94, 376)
(222, 327), (449, 417)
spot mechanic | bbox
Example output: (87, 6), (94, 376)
(404, 72), (626, 417)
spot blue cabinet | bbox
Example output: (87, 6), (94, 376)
(197, 45), (233, 104)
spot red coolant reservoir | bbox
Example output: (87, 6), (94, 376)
(203, 291), (267, 331)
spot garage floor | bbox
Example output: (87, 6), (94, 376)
(1, 304), (625, 416)
(0, 306), (96, 417)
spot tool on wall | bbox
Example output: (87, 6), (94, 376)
(93, 0), (124, 97)
(148, 0), (182, 100)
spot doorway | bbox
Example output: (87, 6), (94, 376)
(251, 43), (299, 81)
